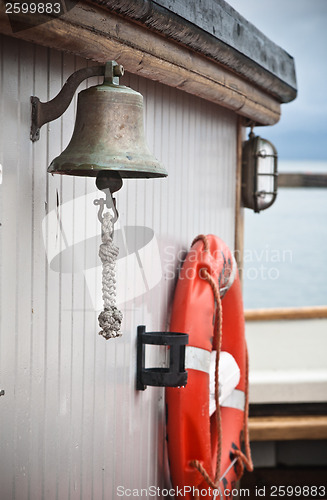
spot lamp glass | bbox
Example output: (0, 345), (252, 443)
(241, 132), (278, 212)
(256, 138), (277, 211)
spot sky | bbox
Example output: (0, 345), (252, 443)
(226, 0), (327, 162)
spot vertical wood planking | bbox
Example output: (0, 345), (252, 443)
(14, 38), (34, 500)
(0, 35), (4, 499)
(235, 117), (245, 279)
(73, 57), (91, 500)
(29, 42), (48, 500)
(0, 35), (20, 500)
(44, 48), (56, 500)
(0, 35), (238, 500)
(58, 52), (74, 500)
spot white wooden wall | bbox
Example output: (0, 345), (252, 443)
(0, 35), (237, 500)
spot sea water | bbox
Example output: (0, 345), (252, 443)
(243, 161), (327, 309)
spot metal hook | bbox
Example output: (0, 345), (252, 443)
(94, 188), (119, 224)
(94, 197), (105, 223)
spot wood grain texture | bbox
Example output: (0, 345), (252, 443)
(249, 415), (327, 441)
(88, 0), (297, 102)
(0, 1), (281, 125)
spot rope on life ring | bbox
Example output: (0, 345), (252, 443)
(166, 234), (253, 500)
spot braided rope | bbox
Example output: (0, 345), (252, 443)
(189, 234), (253, 497)
(98, 211), (123, 339)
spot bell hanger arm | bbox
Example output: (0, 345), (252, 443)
(31, 65), (104, 142)
(30, 61), (124, 142)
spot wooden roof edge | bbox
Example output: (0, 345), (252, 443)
(91, 0), (297, 104)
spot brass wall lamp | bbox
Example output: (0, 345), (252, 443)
(242, 129), (278, 213)
(30, 60), (167, 199)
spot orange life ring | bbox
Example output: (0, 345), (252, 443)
(166, 234), (253, 499)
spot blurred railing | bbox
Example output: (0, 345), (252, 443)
(278, 172), (327, 188)
(245, 305), (327, 440)
(245, 306), (327, 321)
(244, 171), (327, 440)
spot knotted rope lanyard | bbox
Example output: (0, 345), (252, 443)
(98, 211), (123, 339)
(190, 235), (253, 499)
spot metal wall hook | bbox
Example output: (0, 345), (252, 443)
(94, 197), (106, 223)
(94, 189), (119, 224)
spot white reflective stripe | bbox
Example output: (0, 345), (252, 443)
(221, 389), (245, 411)
(185, 347), (245, 412)
(185, 346), (211, 374)
(210, 352), (240, 415)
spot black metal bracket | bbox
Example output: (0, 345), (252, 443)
(136, 325), (188, 391)
(30, 61), (124, 142)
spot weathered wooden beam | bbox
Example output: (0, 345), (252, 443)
(249, 415), (327, 441)
(245, 306), (327, 321)
(279, 172), (327, 188)
(0, 1), (281, 125)
(89, 0), (297, 104)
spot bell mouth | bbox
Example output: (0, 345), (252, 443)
(48, 156), (168, 179)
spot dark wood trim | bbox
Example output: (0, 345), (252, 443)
(250, 402), (327, 417)
(241, 467), (327, 493)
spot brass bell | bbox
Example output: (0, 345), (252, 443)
(46, 62), (167, 179)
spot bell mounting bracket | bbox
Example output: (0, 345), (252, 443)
(30, 61), (124, 142)
(136, 325), (188, 391)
